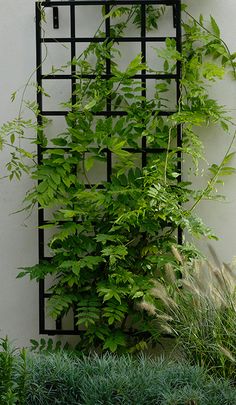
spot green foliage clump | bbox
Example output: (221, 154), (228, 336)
(0, 337), (28, 405)
(1, 5), (236, 352)
(25, 352), (236, 405)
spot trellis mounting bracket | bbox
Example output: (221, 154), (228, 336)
(53, 7), (59, 29)
(173, 4), (177, 28)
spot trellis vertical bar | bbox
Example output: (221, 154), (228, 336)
(36, 2), (46, 334)
(105, 3), (112, 182)
(70, 2), (79, 333)
(70, 3), (77, 107)
(141, 3), (147, 167)
(175, 0), (182, 244)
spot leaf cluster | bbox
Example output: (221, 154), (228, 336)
(1, 5), (236, 353)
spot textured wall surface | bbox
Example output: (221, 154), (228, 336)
(0, 0), (236, 345)
(186, 0), (236, 260)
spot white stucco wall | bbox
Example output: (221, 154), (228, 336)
(186, 0), (236, 261)
(0, 0), (236, 346)
(0, 1), (39, 346)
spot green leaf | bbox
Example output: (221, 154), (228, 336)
(17, 262), (57, 281)
(50, 222), (81, 244)
(10, 133), (15, 144)
(84, 156), (94, 171)
(37, 181), (49, 194)
(102, 245), (128, 265)
(78, 256), (105, 270)
(132, 291), (144, 299)
(104, 7), (129, 19)
(51, 137), (67, 146)
(223, 152), (236, 165)
(58, 210), (77, 219)
(103, 300), (128, 326)
(220, 121), (229, 132)
(76, 298), (101, 328)
(125, 54), (146, 76)
(103, 331), (126, 352)
(202, 62), (224, 80)
(210, 15), (220, 37)
(95, 234), (123, 245)
(199, 14), (204, 26)
(98, 286), (125, 304)
(84, 99), (96, 110)
(48, 294), (76, 319)
(11, 91), (17, 102)
(17, 148), (33, 159)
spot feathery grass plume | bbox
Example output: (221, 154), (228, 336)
(181, 278), (201, 297)
(222, 263), (236, 292)
(218, 346), (236, 363)
(160, 324), (174, 335)
(150, 281), (178, 309)
(223, 261), (235, 278)
(151, 280), (168, 296)
(171, 245), (183, 264)
(212, 269), (228, 292)
(155, 313), (173, 322)
(138, 300), (156, 316)
(165, 263), (177, 284)
(146, 247), (236, 382)
(194, 261), (213, 294)
(210, 286), (228, 308)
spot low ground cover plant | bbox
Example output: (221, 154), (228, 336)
(1, 338), (236, 405)
(26, 352), (236, 405)
(141, 247), (236, 382)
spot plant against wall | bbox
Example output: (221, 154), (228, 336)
(1, 3), (236, 352)
(141, 247), (236, 381)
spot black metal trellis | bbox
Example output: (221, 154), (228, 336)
(36, 0), (182, 335)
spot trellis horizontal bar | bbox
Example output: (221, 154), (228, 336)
(44, 330), (180, 337)
(42, 147), (169, 153)
(43, 329), (81, 335)
(42, 73), (177, 79)
(41, 110), (176, 116)
(45, 330), (175, 337)
(42, 36), (175, 43)
(42, 1), (179, 7)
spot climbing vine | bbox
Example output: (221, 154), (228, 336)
(1, 3), (236, 352)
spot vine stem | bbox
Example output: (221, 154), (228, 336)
(164, 127), (172, 184)
(189, 130), (236, 213)
(82, 153), (92, 188)
(183, 10), (236, 79)
(161, 130), (236, 241)
(15, 3), (114, 143)
(78, 8), (137, 186)
(75, 6), (136, 109)
(12, 3), (49, 166)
